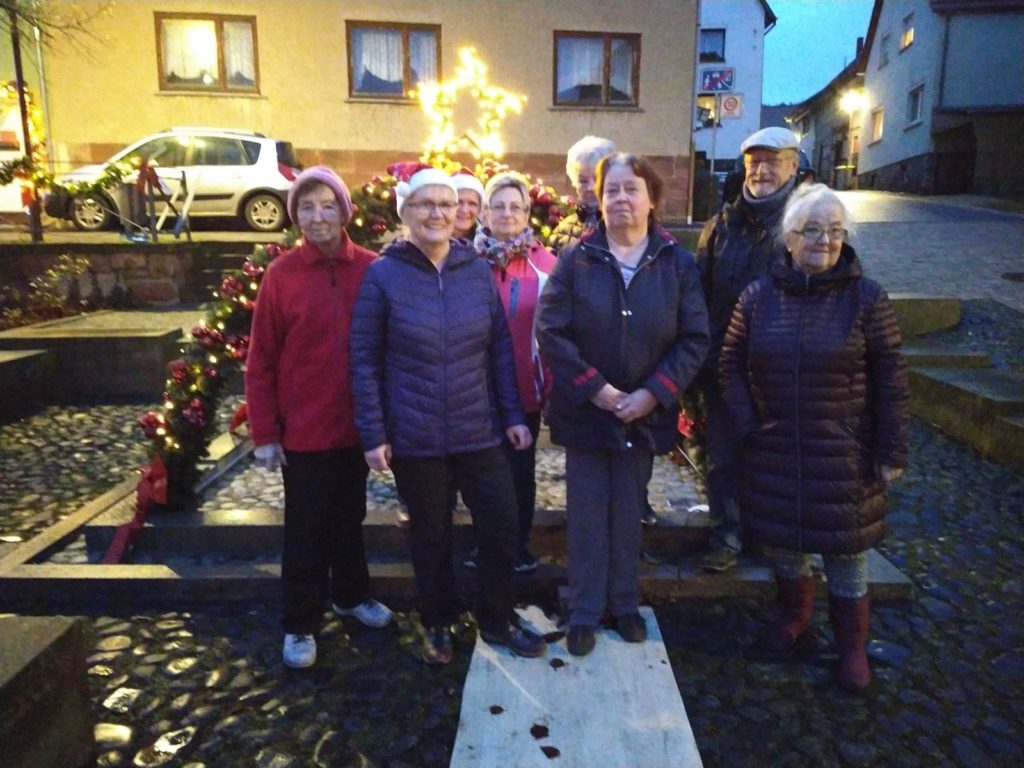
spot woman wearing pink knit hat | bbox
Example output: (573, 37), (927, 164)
(247, 166), (393, 670)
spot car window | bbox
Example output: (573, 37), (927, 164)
(192, 136), (249, 166)
(124, 137), (189, 168)
(275, 141), (298, 168)
(241, 139), (261, 164)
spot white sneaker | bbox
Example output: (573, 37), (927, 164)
(282, 633), (316, 668)
(333, 599), (394, 628)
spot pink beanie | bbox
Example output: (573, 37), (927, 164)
(451, 168), (485, 202)
(287, 166), (354, 225)
(395, 167), (458, 214)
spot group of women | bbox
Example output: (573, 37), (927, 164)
(247, 135), (909, 695)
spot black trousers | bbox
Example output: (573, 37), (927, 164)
(392, 446), (517, 635)
(501, 411), (542, 548)
(281, 446), (370, 634)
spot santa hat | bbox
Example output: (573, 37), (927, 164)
(287, 166), (354, 225)
(394, 165), (458, 214)
(450, 168), (485, 202)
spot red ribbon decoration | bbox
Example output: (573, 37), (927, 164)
(102, 455), (168, 564)
(229, 402), (249, 434)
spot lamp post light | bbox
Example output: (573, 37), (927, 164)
(837, 88), (864, 190)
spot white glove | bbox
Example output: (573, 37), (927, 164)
(253, 442), (286, 471)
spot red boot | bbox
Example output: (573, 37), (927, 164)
(762, 575), (815, 653)
(829, 594), (872, 693)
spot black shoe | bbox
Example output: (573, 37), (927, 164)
(641, 503), (658, 526)
(422, 625), (453, 665)
(514, 547), (538, 573)
(567, 625), (597, 656)
(480, 623), (548, 658)
(615, 613), (647, 643)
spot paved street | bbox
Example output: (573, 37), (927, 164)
(1, 191), (1022, 767)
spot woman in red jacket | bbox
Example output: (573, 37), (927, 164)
(246, 167), (393, 670)
(473, 172), (557, 572)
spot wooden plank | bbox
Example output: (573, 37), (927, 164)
(452, 605), (702, 768)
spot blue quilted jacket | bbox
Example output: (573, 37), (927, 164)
(350, 238), (525, 457)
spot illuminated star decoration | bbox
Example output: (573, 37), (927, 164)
(413, 47), (526, 166)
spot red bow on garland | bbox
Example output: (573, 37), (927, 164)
(102, 455), (168, 564)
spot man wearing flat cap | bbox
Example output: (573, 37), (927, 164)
(694, 127), (801, 572)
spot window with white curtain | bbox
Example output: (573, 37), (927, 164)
(156, 13), (258, 92)
(347, 22), (440, 99)
(554, 31), (639, 107)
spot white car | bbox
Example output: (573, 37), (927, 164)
(47, 128), (301, 232)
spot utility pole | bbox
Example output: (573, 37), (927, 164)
(9, 6), (44, 242)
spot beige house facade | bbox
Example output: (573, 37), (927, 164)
(29, 0), (699, 218)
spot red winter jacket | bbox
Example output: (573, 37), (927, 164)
(245, 236), (375, 451)
(489, 241), (557, 413)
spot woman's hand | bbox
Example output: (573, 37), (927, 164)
(365, 444), (392, 472)
(875, 464), (904, 484)
(506, 424), (533, 450)
(590, 383), (626, 411)
(615, 388), (658, 423)
(253, 443), (286, 471)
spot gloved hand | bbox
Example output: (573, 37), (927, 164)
(253, 442), (286, 471)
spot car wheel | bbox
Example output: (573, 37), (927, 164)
(243, 193), (287, 232)
(72, 193), (114, 231)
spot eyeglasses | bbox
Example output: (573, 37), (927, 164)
(796, 226), (847, 241)
(487, 203), (528, 214)
(744, 157), (787, 170)
(405, 201), (457, 214)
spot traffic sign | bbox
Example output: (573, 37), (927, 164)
(720, 93), (743, 118)
(700, 68), (735, 93)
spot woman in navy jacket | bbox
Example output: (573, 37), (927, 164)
(537, 153), (709, 656)
(350, 166), (547, 665)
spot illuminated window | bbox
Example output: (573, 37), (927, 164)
(871, 107), (885, 143)
(554, 31), (640, 107)
(900, 13), (915, 50)
(879, 32), (891, 68)
(699, 29), (726, 63)
(907, 85), (924, 125)
(347, 22), (440, 99)
(696, 94), (719, 128)
(156, 13), (258, 92)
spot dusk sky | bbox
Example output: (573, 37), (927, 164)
(763, 0), (875, 106)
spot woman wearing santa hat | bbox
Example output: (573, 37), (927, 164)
(350, 165), (548, 665)
(451, 167), (485, 240)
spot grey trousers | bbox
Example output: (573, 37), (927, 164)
(565, 445), (653, 626)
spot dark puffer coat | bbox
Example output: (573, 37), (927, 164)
(350, 238), (524, 458)
(718, 245), (909, 555)
(536, 223), (709, 454)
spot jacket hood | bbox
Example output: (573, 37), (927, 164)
(772, 242), (862, 294)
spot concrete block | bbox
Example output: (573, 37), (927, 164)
(0, 615), (94, 768)
(0, 313), (182, 400)
(902, 342), (990, 369)
(889, 294), (961, 337)
(0, 349), (53, 422)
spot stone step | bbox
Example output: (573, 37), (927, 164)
(889, 294), (961, 337)
(0, 549), (911, 605)
(0, 349), (53, 423)
(909, 367), (1024, 472)
(0, 616), (94, 768)
(902, 341), (990, 368)
(83, 501), (711, 560)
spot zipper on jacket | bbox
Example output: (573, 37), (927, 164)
(509, 277), (519, 318)
(438, 269), (448, 455)
(794, 275), (809, 552)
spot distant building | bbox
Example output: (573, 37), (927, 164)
(789, 0), (1024, 195)
(693, 0), (777, 176)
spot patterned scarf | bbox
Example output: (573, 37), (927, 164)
(473, 226), (535, 271)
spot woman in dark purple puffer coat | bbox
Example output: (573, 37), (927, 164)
(719, 183), (909, 693)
